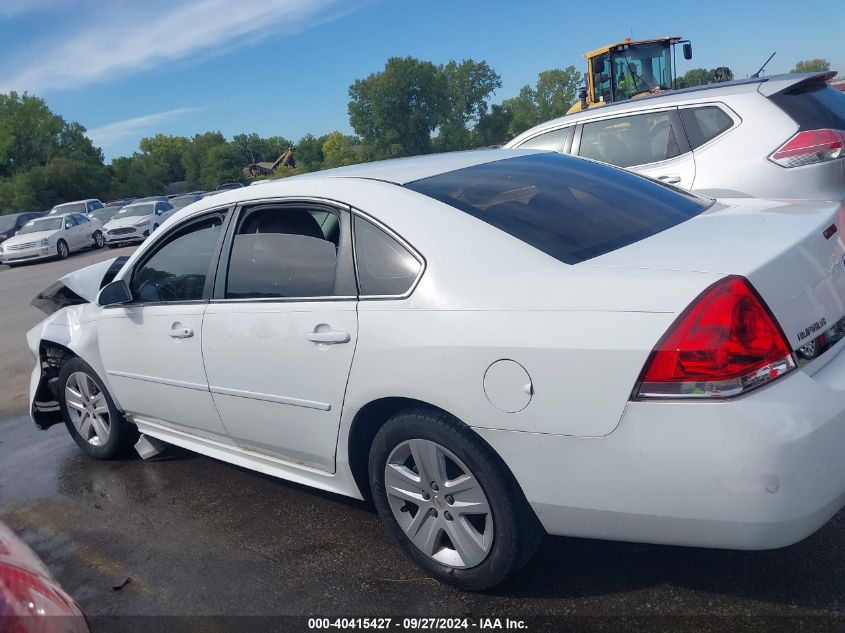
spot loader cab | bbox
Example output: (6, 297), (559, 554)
(569, 36), (693, 115)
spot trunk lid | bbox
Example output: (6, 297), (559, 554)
(585, 197), (845, 350)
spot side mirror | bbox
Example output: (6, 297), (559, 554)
(64, 222), (72, 230)
(683, 43), (693, 60)
(98, 279), (132, 307)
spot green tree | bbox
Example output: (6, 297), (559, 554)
(181, 131), (226, 188)
(498, 67), (581, 138)
(349, 56), (447, 157)
(434, 59), (501, 151)
(200, 143), (245, 190)
(473, 104), (514, 147)
(680, 68), (715, 87)
(295, 133), (328, 172)
(138, 134), (189, 183)
(501, 85), (539, 137)
(322, 131), (358, 168)
(792, 59), (831, 73)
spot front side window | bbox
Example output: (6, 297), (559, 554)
(579, 111), (681, 168)
(74, 214), (89, 224)
(405, 153), (711, 265)
(87, 201), (103, 211)
(225, 206), (346, 299)
(518, 127), (572, 153)
(354, 216), (421, 296)
(131, 215), (223, 302)
(679, 106), (734, 149)
(64, 215), (78, 228)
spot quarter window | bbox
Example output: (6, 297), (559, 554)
(579, 111), (681, 167)
(131, 215), (223, 303)
(225, 206), (345, 299)
(679, 106), (734, 149)
(518, 127), (572, 153)
(354, 217), (421, 296)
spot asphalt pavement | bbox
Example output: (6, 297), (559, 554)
(2, 245), (845, 629)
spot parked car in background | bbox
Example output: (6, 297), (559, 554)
(170, 193), (204, 210)
(0, 213), (103, 265)
(26, 149), (845, 590)
(133, 196), (169, 203)
(89, 205), (124, 225)
(102, 200), (175, 247)
(506, 71), (845, 200)
(104, 198), (134, 209)
(0, 211), (46, 245)
(215, 182), (244, 191)
(48, 199), (104, 215)
(0, 520), (89, 631)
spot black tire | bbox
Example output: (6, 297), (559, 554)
(93, 231), (105, 249)
(369, 408), (543, 590)
(58, 357), (138, 459)
(56, 239), (69, 259)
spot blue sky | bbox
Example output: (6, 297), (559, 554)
(1, 0), (843, 161)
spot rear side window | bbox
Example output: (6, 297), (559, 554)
(679, 106), (734, 149)
(405, 153), (712, 265)
(517, 127), (572, 153)
(770, 83), (845, 130)
(579, 111), (682, 167)
(354, 216), (421, 296)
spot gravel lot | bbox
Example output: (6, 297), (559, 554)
(2, 247), (845, 629)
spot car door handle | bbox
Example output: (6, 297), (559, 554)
(305, 330), (350, 344)
(168, 327), (194, 339)
(657, 174), (682, 184)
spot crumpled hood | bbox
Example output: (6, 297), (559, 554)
(31, 256), (128, 314)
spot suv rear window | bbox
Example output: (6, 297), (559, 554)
(405, 153), (712, 264)
(770, 82), (845, 130)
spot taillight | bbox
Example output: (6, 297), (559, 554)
(636, 276), (795, 399)
(769, 128), (845, 167)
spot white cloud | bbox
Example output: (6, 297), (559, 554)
(86, 107), (201, 148)
(0, 0), (354, 93)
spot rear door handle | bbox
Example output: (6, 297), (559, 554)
(168, 327), (194, 339)
(305, 330), (350, 344)
(657, 174), (682, 184)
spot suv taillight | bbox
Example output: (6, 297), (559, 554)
(769, 129), (845, 167)
(635, 276), (795, 399)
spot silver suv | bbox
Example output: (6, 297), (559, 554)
(505, 72), (845, 201)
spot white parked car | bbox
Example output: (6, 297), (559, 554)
(48, 199), (104, 215)
(0, 213), (104, 265)
(25, 149), (845, 589)
(102, 200), (175, 247)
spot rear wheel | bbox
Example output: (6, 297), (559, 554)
(369, 409), (542, 590)
(92, 231), (104, 248)
(58, 357), (138, 459)
(56, 239), (69, 259)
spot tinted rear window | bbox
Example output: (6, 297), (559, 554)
(770, 83), (845, 130)
(405, 153), (711, 264)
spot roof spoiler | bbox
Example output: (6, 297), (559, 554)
(758, 71), (837, 97)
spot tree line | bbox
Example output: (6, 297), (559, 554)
(0, 55), (832, 214)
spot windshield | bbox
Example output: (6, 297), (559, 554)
(611, 43), (672, 100)
(18, 217), (63, 234)
(50, 202), (86, 215)
(171, 196), (198, 209)
(114, 203), (155, 218)
(0, 216), (19, 232)
(405, 153), (712, 265)
(91, 208), (120, 222)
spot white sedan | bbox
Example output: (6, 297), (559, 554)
(0, 212), (104, 265)
(24, 149), (845, 589)
(102, 200), (175, 246)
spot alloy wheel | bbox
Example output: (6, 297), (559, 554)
(64, 371), (111, 446)
(57, 241), (68, 258)
(94, 232), (104, 248)
(384, 439), (494, 568)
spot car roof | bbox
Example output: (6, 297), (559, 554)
(507, 72), (833, 141)
(122, 200), (157, 208)
(290, 148), (539, 185)
(53, 199), (98, 206)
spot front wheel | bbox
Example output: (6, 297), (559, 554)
(369, 409), (542, 590)
(92, 231), (105, 249)
(58, 357), (138, 459)
(56, 239), (69, 259)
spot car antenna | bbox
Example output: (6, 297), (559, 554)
(751, 51), (776, 78)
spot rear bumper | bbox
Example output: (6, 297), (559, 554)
(475, 341), (845, 550)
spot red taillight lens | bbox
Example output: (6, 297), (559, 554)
(637, 276), (795, 399)
(770, 128), (845, 167)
